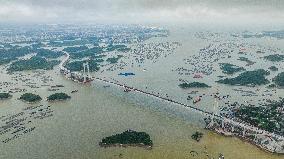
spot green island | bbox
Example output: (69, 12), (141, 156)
(234, 98), (284, 135)
(106, 44), (129, 52)
(69, 47), (104, 59)
(264, 54), (284, 62)
(99, 130), (153, 149)
(31, 42), (45, 49)
(19, 93), (42, 103)
(268, 66), (278, 71)
(0, 46), (33, 65)
(0, 93), (12, 100)
(106, 55), (123, 64)
(267, 83), (277, 88)
(191, 131), (203, 142)
(36, 48), (64, 59)
(47, 93), (71, 101)
(219, 63), (245, 74)
(217, 69), (270, 86)
(47, 39), (91, 47)
(273, 72), (284, 87)
(179, 82), (210, 89)
(65, 60), (100, 72)
(237, 57), (255, 66)
(0, 58), (16, 65)
(63, 46), (88, 53)
(8, 56), (60, 72)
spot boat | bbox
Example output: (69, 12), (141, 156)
(71, 90), (78, 93)
(193, 74), (203, 78)
(124, 89), (131, 92)
(187, 95), (193, 100)
(218, 153), (225, 159)
(118, 72), (135, 77)
(193, 97), (201, 104)
(103, 85), (110, 88)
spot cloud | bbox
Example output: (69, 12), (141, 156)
(0, 0), (283, 25)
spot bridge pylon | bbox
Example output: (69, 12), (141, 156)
(83, 62), (91, 83)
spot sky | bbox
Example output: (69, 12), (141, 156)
(0, 0), (283, 25)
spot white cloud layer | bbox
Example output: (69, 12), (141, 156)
(0, 0), (283, 25)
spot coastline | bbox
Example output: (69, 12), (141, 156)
(205, 119), (284, 154)
(99, 142), (153, 150)
(212, 128), (283, 155)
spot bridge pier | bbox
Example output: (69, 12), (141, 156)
(231, 125), (234, 132)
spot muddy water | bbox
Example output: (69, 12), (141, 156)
(0, 67), (282, 159)
(1, 26), (284, 159)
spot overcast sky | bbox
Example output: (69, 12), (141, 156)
(0, 0), (283, 25)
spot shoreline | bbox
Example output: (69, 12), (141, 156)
(99, 142), (153, 150)
(213, 128), (283, 155)
(206, 123), (284, 154)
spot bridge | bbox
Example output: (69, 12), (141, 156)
(59, 52), (284, 153)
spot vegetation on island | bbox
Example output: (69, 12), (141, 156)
(0, 46), (33, 60)
(20, 93), (42, 103)
(36, 48), (64, 59)
(8, 56), (60, 72)
(100, 130), (153, 148)
(237, 57), (255, 66)
(106, 55), (123, 64)
(217, 69), (270, 86)
(65, 44), (129, 60)
(63, 46), (88, 53)
(235, 98), (284, 135)
(47, 93), (71, 101)
(267, 84), (277, 88)
(0, 46), (33, 65)
(219, 63), (245, 74)
(264, 54), (284, 62)
(31, 42), (45, 49)
(65, 60), (100, 72)
(191, 131), (203, 142)
(106, 44), (129, 52)
(0, 93), (12, 100)
(69, 47), (104, 59)
(273, 72), (284, 87)
(179, 82), (210, 89)
(0, 58), (16, 65)
(47, 39), (91, 47)
(268, 66), (278, 71)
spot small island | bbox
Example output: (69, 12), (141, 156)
(47, 93), (71, 101)
(106, 55), (123, 64)
(237, 57), (255, 66)
(219, 63), (245, 74)
(273, 72), (284, 87)
(99, 130), (153, 149)
(65, 60), (100, 72)
(179, 82), (210, 89)
(191, 131), (203, 142)
(268, 66), (278, 71)
(19, 93), (42, 103)
(8, 56), (60, 72)
(0, 93), (12, 100)
(217, 69), (270, 86)
(264, 54), (284, 62)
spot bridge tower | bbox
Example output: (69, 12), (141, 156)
(208, 94), (219, 127)
(83, 62), (91, 83)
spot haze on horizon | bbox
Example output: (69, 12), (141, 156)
(0, 0), (283, 26)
